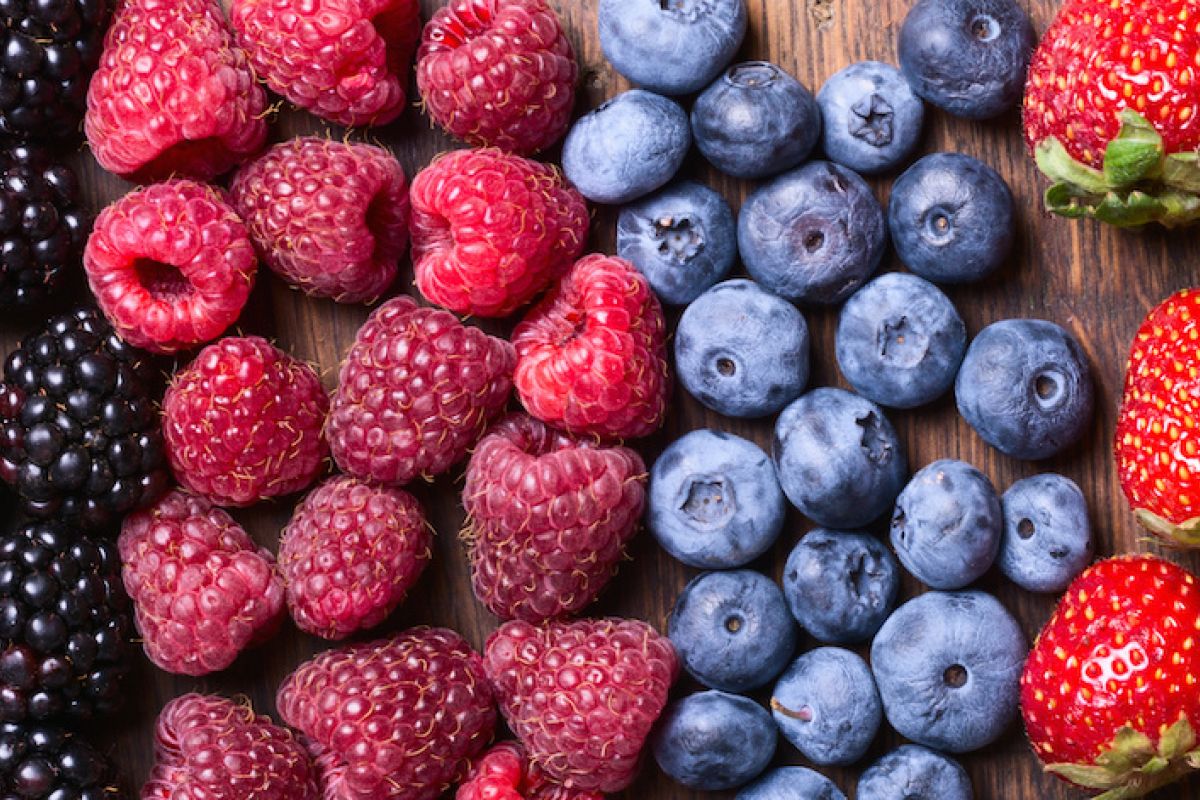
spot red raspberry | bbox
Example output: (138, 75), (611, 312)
(410, 148), (587, 318)
(457, 742), (604, 800)
(83, 180), (257, 355)
(463, 413), (645, 622)
(279, 475), (431, 639)
(230, 137), (411, 304)
(327, 295), (515, 485)
(142, 693), (319, 800)
(85, 0), (268, 183)
(162, 336), (329, 507)
(513, 254), (669, 439)
(277, 627), (497, 800)
(417, 0), (577, 154)
(484, 618), (678, 793)
(230, 0), (420, 128)
(118, 489), (285, 676)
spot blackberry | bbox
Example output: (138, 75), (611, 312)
(0, 143), (87, 308)
(0, 307), (169, 529)
(0, 721), (122, 798)
(0, 0), (111, 140)
(0, 521), (132, 724)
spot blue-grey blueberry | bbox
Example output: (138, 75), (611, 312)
(999, 473), (1093, 593)
(770, 647), (881, 766)
(818, 61), (924, 175)
(652, 690), (777, 791)
(857, 745), (972, 800)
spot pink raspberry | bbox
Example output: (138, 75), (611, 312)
(457, 742), (604, 800)
(327, 295), (515, 485)
(161, 336), (329, 507)
(118, 489), (285, 676)
(410, 148), (587, 318)
(277, 627), (497, 800)
(483, 618), (678, 793)
(279, 475), (431, 639)
(83, 180), (257, 355)
(463, 413), (646, 622)
(230, 137), (410, 304)
(513, 254), (670, 439)
(142, 693), (319, 800)
(417, 0), (578, 154)
(85, 0), (268, 183)
(231, 0), (421, 127)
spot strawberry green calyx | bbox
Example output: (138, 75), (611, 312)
(1045, 718), (1200, 800)
(1133, 508), (1200, 549)
(1036, 111), (1200, 228)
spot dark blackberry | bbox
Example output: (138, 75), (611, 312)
(0, 521), (132, 724)
(0, 143), (88, 308)
(0, 0), (111, 140)
(0, 307), (169, 529)
(0, 721), (122, 799)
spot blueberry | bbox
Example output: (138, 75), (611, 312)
(835, 273), (966, 409)
(739, 161), (886, 305)
(888, 152), (1015, 284)
(955, 319), (1094, 460)
(675, 280), (810, 418)
(598, 0), (747, 97)
(561, 90), (691, 205)
(782, 529), (899, 644)
(890, 459), (1001, 590)
(649, 429), (785, 568)
(998, 474), (1093, 593)
(652, 690), (777, 791)
(773, 388), (907, 530)
(817, 61), (924, 176)
(897, 0), (1035, 120)
(736, 767), (847, 800)
(616, 181), (737, 306)
(668, 569), (798, 692)
(870, 590), (1026, 753)
(691, 61), (821, 180)
(770, 647), (881, 766)
(857, 745), (972, 800)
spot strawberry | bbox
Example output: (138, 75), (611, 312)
(1115, 288), (1200, 546)
(1023, 0), (1200, 227)
(1020, 555), (1200, 798)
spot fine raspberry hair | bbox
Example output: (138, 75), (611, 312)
(85, 0), (268, 182)
(231, 137), (411, 304)
(161, 336), (329, 507)
(279, 475), (431, 639)
(118, 488), (285, 676)
(410, 148), (588, 318)
(84, 180), (257, 355)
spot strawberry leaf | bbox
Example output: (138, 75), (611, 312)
(1103, 111), (1165, 188)
(1157, 718), (1197, 760)
(1046, 762), (1124, 789)
(1134, 508), (1200, 548)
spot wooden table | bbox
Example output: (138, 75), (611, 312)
(22, 0), (1200, 797)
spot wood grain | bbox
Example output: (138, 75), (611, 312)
(16, 0), (1200, 798)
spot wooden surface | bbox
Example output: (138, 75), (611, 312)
(21, 0), (1200, 798)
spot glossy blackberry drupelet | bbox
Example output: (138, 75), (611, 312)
(0, 0), (111, 140)
(0, 721), (121, 798)
(0, 307), (169, 529)
(0, 144), (87, 308)
(0, 521), (132, 724)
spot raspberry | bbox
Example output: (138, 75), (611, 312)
(410, 148), (587, 318)
(513, 254), (669, 439)
(484, 618), (678, 793)
(327, 295), (514, 485)
(457, 742), (605, 800)
(463, 413), (645, 622)
(118, 488), (285, 676)
(276, 627), (497, 800)
(231, 0), (420, 128)
(279, 475), (431, 639)
(143, 694), (319, 800)
(85, 0), (267, 183)
(417, 0), (577, 154)
(162, 336), (329, 507)
(230, 137), (410, 304)
(83, 180), (257, 355)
